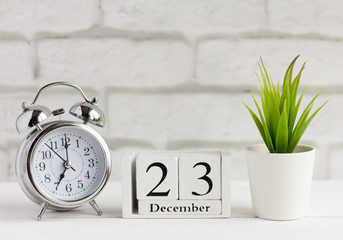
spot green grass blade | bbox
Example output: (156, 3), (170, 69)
(291, 102), (313, 141)
(288, 86), (306, 136)
(268, 89), (281, 148)
(260, 58), (280, 107)
(283, 55), (299, 89)
(252, 92), (265, 124)
(258, 62), (269, 90)
(276, 81), (280, 101)
(275, 102), (288, 153)
(251, 93), (275, 153)
(290, 62), (305, 104)
(288, 63), (306, 131)
(291, 91), (323, 138)
(257, 72), (270, 125)
(242, 101), (273, 152)
(280, 75), (291, 115)
(260, 58), (272, 90)
(287, 100), (328, 153)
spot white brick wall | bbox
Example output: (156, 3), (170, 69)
(37, 38), (192, 87)
(108, 93), (258, 146)
(268, 0), (343, 37)
(0, 0), (100, 39)
(0, 0), (342, 181)
(197, 39), (343, 87)
(102, 0), (267, 32)
(0, 41), (34, 85)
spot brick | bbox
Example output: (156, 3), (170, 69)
(109, 145), (156, 181)
(197, 38), (343, 87)
(0, 0), (99, 38)
(0, 92), (37, 181)
(0, 148), (10, 181)
(0, 41), (33, 85)
(7, 146), (17, 181)
(37, 38), (192, 88)
(108, 92), (260, 147)
(300, 94), (341, 141)
(313, 146), (329, 179)
(268, 0), (343, 37)
(0, 91), (33, 140)
(102, 0), (266, 32)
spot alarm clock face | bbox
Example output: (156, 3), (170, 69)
(30, 126), (108, 202)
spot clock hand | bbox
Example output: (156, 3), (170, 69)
(44, 143), (76, 171)
(64, 135), (69, 161)
(64, 136), (75, 172)
(54, 168), (67, 190)
(45, 143), (64, 161)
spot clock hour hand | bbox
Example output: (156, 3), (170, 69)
(44, 143), (76, 171)
(54, 168), (67, 190)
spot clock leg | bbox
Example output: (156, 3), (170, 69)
(36, 202), (48, 221)
(89, 200), (103, 216)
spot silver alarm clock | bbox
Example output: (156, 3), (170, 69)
(15, 82), (111, 220)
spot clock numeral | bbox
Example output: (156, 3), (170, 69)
(77, 180), (83, 189)
(66, 183), (72, 193)
(88, 159), (95, 168)
(49, 141), (58, 150)
(44, 174), (51, 183)
(84, 147), (90, 156)
(85, 171), (90, 179)
(76, 139), (80, 148)
(39, 162), (45, 171)
(42, 150), (52, 160)
(61, 137), (70, 147)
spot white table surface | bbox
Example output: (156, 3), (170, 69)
(1, 180), (343, 240)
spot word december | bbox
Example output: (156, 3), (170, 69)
(150, 203), (211, 213)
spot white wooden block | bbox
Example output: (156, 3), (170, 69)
(179, 152), (221, 200)
(122, 151), (230, 218)
(138, 200), (222, 215)
(136, 152), (179, 200)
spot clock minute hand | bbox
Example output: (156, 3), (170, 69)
(64, 135), (69, 161)
(44, 143), (76, 171)
(64, 135), (75, 172)
(44, 143), (66, 162)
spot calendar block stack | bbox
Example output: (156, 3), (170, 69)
(122, 151), (231, 218)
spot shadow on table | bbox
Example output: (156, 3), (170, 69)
(0, 203), (123, 219)
(231, 207), (255, 218)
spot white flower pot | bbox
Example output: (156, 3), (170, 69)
(246, 144), (315, 220)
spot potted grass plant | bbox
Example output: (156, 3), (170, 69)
(243, 55), (327, 220)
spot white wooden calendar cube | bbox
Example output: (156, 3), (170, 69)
(122, 151), (231, 218)
(136, 152), (179, 200)
(179, 152), (221, 200)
